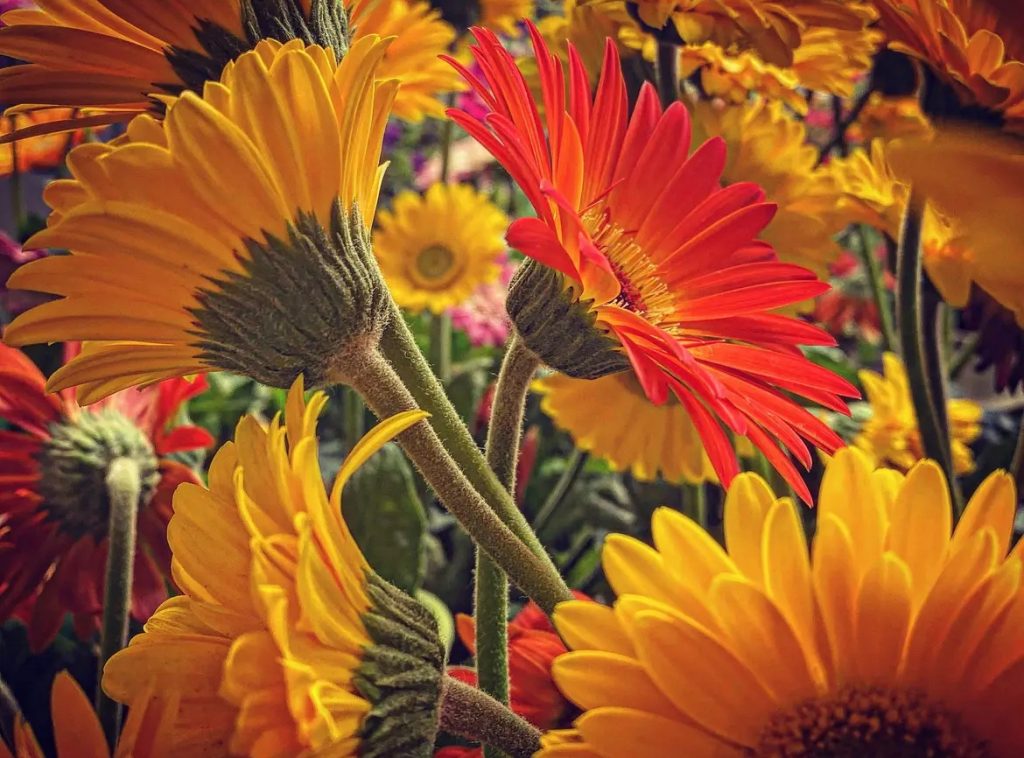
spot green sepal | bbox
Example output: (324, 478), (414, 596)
(506, 259), (631, 380)
(354, 573), (445, 758)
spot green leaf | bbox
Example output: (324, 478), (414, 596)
(342, 442), (427, 594)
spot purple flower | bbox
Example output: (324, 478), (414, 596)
(0, 231), (47, 318)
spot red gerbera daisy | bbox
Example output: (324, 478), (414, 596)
(438, 596), (584, 757)
(0, 343), (212, 650)
(445, 24), (858, 502)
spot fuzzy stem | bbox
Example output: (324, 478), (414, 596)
(0, 677), (21, 750)
(655, 41), (679, 107)
(477, 337), (540, 755)
(430, 312), (453, 384)
(1011, 413), (1024, 491)
(439, 676), (541, 758)
(896, 189), (961, 513)
(533, 448), (588, 538)
(97, 458), (141, 748)
(380, 303), (562, 579)
(342, 347), (570, 613)
(853, 225), (897, 351)
(680, 482), (707, 528)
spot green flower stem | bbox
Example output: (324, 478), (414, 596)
(680, 482), (707, 528)
(477, 336), (541, 755)
(896, 188), (962, 513)
(0, 676), (22, 749)
(853, 224), (897, 351)
(344, 345), (570, 613)
(1012, 414), (1024, 491)
(655, 40), (679, 107)
(380, 303), (566, 587)
(922, 291), (952, 457)
(532, 448), (588, 538)
(439, 675), (541, 758)
(97, 457), (141, 748)
(429, 312), (453, 384)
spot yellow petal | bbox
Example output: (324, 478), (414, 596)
(886, 461), (951, 606)
(553, 651), (684, 720)
(952, 470), (1016, 557)
(723, 473), (775, 585)
(852, 553), (912, 682)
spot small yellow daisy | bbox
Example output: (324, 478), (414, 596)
(375, 183), (508, 314)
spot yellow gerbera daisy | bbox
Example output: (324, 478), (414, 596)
(543, 447), (1024, 756)
(888, 127), (1024, 327)
(591, 0), (873, 67)
(536, 371), (715, 484)
(348, 0), (466, 122)
(832, 136), (1022, 322)
(374, 183), (507, 314)
(0, 0), (350, 138)
(102, 379), (445, 757)
(4, 38), (396, 403)
(855, 352), (982, 475)
(850, 92), (931, 143)
(1, 672), (177, 758)
(690, 98), (845, 283)
(680, 26), (882, 111)
(873, 0), (1024, 133)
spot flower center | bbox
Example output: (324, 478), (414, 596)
(414, 244), (456, 283)
(38, 409), (160, 538)
(756, 686), (990, 758)
(582, 209), (676, 328)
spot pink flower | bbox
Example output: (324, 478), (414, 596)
(448, 256), (516, 348)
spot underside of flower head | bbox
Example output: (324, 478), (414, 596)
(0, 0), (351, 139)
(4, 37), (397, 403)
(447, 22), (858, 501)
(103, 379), (446, 756)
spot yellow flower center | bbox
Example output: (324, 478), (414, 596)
(582, 209), (676, 328)
(756, 687), (989, 757)
(413, 244), (458, 286)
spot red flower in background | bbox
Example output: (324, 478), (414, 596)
(437, 596), (587, 756)
(0, 343), (212, 650)
(447, 24), (858, 503)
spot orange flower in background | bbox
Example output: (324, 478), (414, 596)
(448, 24), (858, 502)
(0, 343), (211, 650)
(0, 110), (82, 175)
(609, 0), (874, 67)
(871, 0), (1024, 131)
(0, 0), (351, 139)
(438, 597), (583, 756)
(0, 671), (177, 758)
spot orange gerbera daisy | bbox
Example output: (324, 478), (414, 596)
(0, 343), (211, 651)
(0, 0), (350, 138)
(872, 0), (1024, 132)
(447, 24), (858, 501)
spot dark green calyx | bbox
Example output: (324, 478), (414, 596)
(38, 410), (159, 539)
(191, 200), (390, 390)
(354, 572), (445, 758)
(164, 0), (350, 96)
(506, 259), (632, 380)
(430, 0), (481, 32)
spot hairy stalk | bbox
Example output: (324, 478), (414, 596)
(853, 225), (897, 351)
(896, 189), (962, 513)
(380, 302), (563, 579)
(430, 312), (453, 384)
(478, 337), (541, 756)
(533, 448), (588, 538)
(341, 346), (570, 613)
(97, 458), (141, 748)
(680, 482), (707, 528)
(655, 40), (679, 107)
(439, 676), (541, 758)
